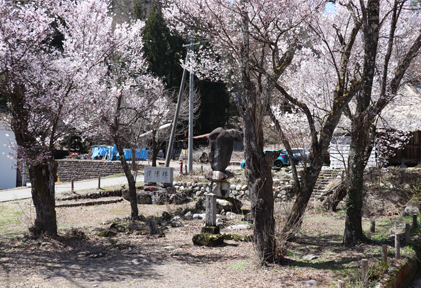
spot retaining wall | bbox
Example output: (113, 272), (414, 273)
(57, 160), (127, 182)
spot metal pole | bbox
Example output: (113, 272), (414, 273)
(165, 54), (189, 167)
(188, 37), (194, 174)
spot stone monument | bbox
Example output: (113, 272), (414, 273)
(192, 128), (242, 247)
(205, 127), (242, 198)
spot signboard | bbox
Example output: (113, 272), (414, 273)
(144, 167), (174, 184)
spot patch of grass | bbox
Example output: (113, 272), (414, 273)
(229, 261), (249, 270)
(0, 202), (31, 237)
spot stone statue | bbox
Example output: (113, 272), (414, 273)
(208, 127), (242, 172)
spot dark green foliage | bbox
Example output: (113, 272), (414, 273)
(195, 80), (232, 135)
(134, 0), (147, 20)
(141, 5), (185, 90)
(141, 5), (235, 135)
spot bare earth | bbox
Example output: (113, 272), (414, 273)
(1, 167), (419, 287)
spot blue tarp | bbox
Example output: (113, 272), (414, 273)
(91, 146), (113, 160)
(108, 145), (148, 161)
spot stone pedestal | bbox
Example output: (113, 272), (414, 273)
(205, 170), (234, 199)
(211, 181), (230, 198)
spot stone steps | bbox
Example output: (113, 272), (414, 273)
(311, 169), (343, 199)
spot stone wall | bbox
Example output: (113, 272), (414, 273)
(57, 160), (127, 183)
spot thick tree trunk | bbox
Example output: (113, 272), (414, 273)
(343, 0), (380, 246)
(343, 122), (368, 245)
(10, 87), (58, 237)
(114, 140), (138, 220)
(28, 159), (58, 237)
(243, 113), (275, 263)
(238, 5), (275, 263)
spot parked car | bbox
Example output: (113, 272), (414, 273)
(291, 147), (311, 163)
(240, 149), (296, 169)
(272, 150), (291, 168)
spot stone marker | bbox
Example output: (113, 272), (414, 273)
(147, 216), (159, 235)
(205, 193), (216, 226)
(370, 219), (375, 233)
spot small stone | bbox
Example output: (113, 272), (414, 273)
(226, 212), (237, 219)
(227, 224), (252, 230)
(303, 254), (318, 261)
(184, 211), (192, 218)
(132, 257), (152, 265)
(193, 213), (206, 220)
(171, 221), (182, 227)
(171, 216), (181, 222)
(216, 218), (223, 225)
(164, 246), (176, 250)
(301, 279), (318, 287)
(241, 185), (248, 191)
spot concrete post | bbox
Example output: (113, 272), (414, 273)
(205, 193), (216, 227)
(362, 259), (369, 288)
(405, 223), (411, 243)
(395, 233), (400, 259)
(382, 244), (388, 264)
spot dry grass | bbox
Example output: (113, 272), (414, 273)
(1, 167), (420, 287)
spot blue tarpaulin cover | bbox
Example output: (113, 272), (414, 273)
(108, 145), (148, 161)
(91, 146), (113, 160)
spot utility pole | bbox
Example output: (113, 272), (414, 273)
(164, 36), (198, 169)
(184, 36), (199, 173)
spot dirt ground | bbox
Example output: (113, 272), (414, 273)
(1, 167), (420, 288)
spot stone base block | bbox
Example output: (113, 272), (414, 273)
(192, 233), (224, 247)
(201, 226), (220, 234)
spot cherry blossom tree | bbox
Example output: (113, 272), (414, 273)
(87, 18), (165, 220)
(162, 0), (327, 262)
(0, 0), (148, 235)
(322, 0), (421, 245)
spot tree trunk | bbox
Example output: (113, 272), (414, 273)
(243, 113), (275, 263)
(238, 5), (275, 263)
(343, 121), (368, 245)
(131, 148), (137, 171)
(9, 87), (58, 237)
(322, 181), (346, 212)
(343, 0), (379, 246)
(28, 159), (58, 237)
(282, 163), (322, 238)
(114, 140), (138, 220)
(151, 130), (159, 167)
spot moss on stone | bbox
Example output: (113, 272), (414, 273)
(97, 230), (117, 237)
(192, 233), (224, 246)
